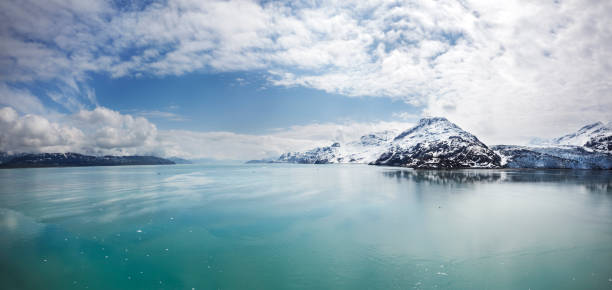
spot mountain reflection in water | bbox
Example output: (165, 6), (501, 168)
(382, 168), (612, 192)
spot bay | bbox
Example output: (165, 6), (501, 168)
(0, 164), (611, 289)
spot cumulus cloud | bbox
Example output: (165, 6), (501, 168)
(0, 106), (159, 155)
(1, 0), (611, 145)
(0, 107), (84, 153)
(74, 107), (158, 151)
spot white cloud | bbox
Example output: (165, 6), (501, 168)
(130, 110), (187, 122)
(74, 107), (158, 151)
(392, 112), (421, 121)
(0, 107), (84, 153)
(0, 84), (47, 115)
(0, 0), (610, 145)
(0, 106), (159, 155)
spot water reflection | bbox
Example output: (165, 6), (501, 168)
(382, 168), (612, 192)
(382, 169), (504, 184)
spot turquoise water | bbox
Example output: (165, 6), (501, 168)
(1, 164), (611, 290)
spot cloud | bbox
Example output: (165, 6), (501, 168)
(129, 110), (187, 121)
(0, 106), (158, 155)
(0, 0), (611, 145)
(0, 107), (84, 153)
(0, 84), (47, 115)
(392, 112), (421, 121)
(74, 107), (158, 151)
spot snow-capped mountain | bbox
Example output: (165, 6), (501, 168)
(342, 130), (399, 163)
(277, 142), (343, 164)
(491, 121), (612, 169)
(372, 117), (501, 169)
(548, 121), (612, 153)
(275, 130), (399, 164)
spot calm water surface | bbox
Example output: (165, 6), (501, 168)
(0, 164), (611, 289)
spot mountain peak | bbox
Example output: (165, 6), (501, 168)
(374, 117), (500, 168)
(417, 116), (450, 125)
(394, 117), (461, 141)
(552, 120), (611, 149)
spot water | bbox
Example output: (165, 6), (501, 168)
(1, 164), (611, 290)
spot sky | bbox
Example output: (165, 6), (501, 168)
(0, 0), (611, 159)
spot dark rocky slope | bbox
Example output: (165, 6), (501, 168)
(0, 153), (175, 168)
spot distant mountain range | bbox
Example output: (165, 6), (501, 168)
(0, 153), (175, 168)
(250, 117), (612, 169)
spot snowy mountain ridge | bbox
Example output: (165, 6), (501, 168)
(277, 129), (400, 164)
(263, 117), (612, 169)
(532, 121), (612, 153)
